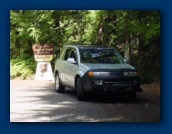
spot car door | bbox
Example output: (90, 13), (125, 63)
(59, 48), (71, 84)
(65, 48), (78, 87)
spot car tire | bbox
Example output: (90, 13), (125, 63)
(76, 77), (86, 101)
(127, 92), (136, 101)
(55, 73), (65, 93)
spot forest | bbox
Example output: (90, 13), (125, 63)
(10, 10), (160, 83)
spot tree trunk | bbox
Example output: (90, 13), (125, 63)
(98, 27), (103, 43)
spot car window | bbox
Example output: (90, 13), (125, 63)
(61, 47), (77, 62)
(68, 49), (77, 61)
(79, 48), (124, 64)
(63, 48), (71, 60)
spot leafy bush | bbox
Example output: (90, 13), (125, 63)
(131, 52), (160, 84)
(10, 53), (36, 79)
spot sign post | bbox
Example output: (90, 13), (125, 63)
(32, 43), (54, 81)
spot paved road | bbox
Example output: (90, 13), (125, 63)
(10, 80), (160, 122)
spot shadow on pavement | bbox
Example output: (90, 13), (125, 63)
(10, 80), (160, 122)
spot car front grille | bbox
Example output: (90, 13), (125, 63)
(104, 80), (132, 86)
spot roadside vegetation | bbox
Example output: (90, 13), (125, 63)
(10, 10), (160, 83)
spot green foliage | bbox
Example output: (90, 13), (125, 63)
(10, 53), (36, 79)
(131, 50), (160, 83)
(10, 10), (160, 83)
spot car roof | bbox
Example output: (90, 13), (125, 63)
(66, 44), (109, 49)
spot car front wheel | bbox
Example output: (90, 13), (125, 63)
(127, 92), (136, 101)
(55, 73), (65, 93)
(76, 77), (86, 101)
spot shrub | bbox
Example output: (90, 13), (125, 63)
(10, 53), (36, 79)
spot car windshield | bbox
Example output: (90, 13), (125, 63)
(79, 48), (124, 64)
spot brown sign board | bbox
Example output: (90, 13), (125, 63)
(32, 43), (54, 62)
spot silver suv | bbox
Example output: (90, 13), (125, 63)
(54, 45), (142, 101)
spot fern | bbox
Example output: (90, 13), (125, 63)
(10, 53), (36, 79)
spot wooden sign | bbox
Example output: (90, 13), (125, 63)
(32, 43), (54, 62)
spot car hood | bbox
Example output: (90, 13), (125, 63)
(81, 63), (135, 70)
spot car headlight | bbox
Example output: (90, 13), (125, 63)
(88, 72), (110, 77)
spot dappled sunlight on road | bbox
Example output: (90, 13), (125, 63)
(10, 80), (126, 122)
(10, 80), (160, 122)
(10, 80), (76, 122)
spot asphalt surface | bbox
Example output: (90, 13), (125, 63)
(10, 80), (160, 122)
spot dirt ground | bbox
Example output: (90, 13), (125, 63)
(141, 82), (160, 103)
(141, 82), (160, 94)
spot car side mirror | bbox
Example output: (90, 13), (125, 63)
(124, 58), (130, 64)
(67, 58), (76, 64)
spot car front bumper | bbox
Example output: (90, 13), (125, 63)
(81, 71), (142, 94)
